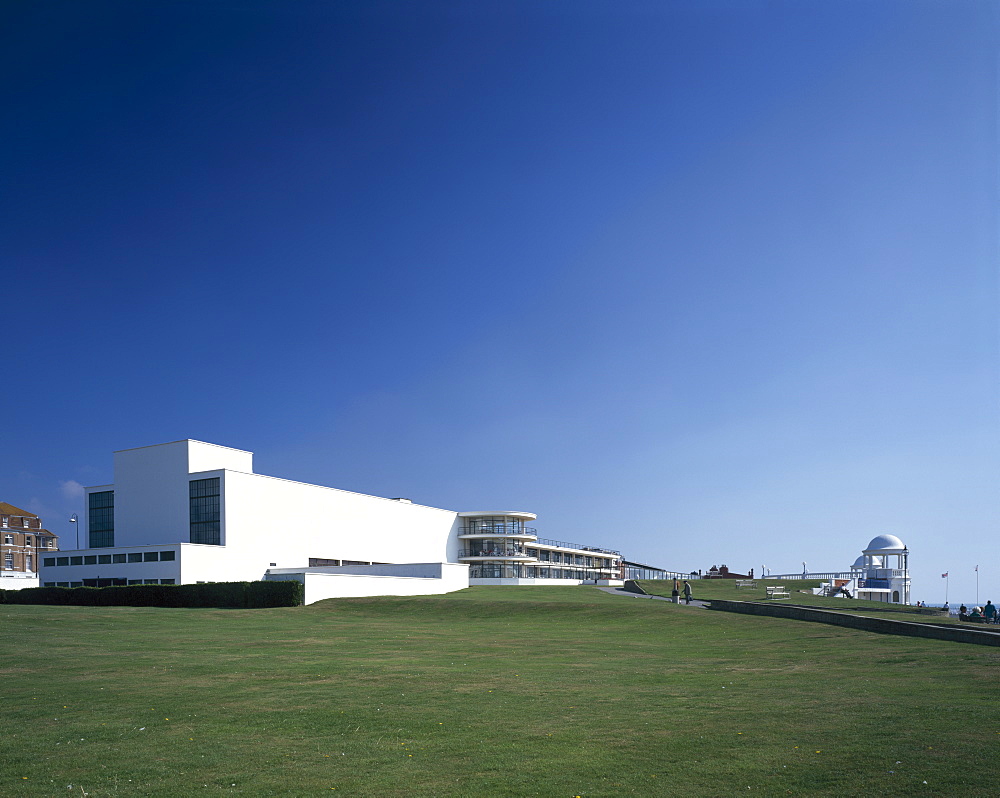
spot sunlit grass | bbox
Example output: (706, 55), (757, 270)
(640, 579), (969, 623)
(3, 586), (999, 796)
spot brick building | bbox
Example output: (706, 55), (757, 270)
(1, 502), (59, 581)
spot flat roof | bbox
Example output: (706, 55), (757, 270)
(113, 439), (253, 455)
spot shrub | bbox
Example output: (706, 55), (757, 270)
(0, 580), (302, 608)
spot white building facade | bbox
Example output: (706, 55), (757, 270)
(39, 441), (622, 602)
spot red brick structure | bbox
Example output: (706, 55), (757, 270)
(704, 563), (753, 579)
(0, 502), (59, 575)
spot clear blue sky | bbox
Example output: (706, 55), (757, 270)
(4, 0), (997, 603)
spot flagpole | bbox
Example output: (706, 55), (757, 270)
(976, 565), (979, 606)
(945, 574), (948, 604)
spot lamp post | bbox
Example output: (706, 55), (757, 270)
(69, 513), (79, 550)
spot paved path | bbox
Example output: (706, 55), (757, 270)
(595, 586), (709, 608)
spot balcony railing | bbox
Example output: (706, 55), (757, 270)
(469, 564), (610, 579)
(764, 572), (863, 581)
(458, 548), (534, 558)
(533, 554), (617, 568)
(534, 537), (621, 556)
(459, 525), (537, 537)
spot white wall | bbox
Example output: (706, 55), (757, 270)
(0, 574), (39, 590)
(470, 577), (595, 586)
(216, 469), (462, 582)
(177, 543), (235, 584)
(111, 442), (192, 547)
(187, 441), (252, 476)
(266, 562), (469, 603)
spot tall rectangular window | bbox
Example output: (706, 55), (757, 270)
(88, 491), (115, 547)
(190, 478), (221, 545)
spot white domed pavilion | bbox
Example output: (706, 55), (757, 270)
(855, 534), (910, 604)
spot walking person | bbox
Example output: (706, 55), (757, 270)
(683, 580), (693, 605)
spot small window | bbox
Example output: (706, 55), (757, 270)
(69, 581), (83, 588)
(128, 579), (142, 585)
(98, 555), (112, 565)
(26, 536), (32, 545)
(3, 535), (12, 544)
(56, 557), (69, 566)
(143, 579), (158, 584)
(70, 556), (83, 566)
(160, 579), (176, 585)
(143, 552), (159, 562)
(127, 553), (142, 563)
(84, 556), (97, 565)
(56, 581), (70, 587)
(43, 557), (55, 567)
(159, 551), (176, 561)
(44, 582), (55, 587)
(112, 554), (126, 563)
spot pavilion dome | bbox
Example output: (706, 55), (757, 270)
(863, 534), (906, 554)
(852, 555), (881, 569)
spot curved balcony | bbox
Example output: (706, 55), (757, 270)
(458, 547), (537, 562)
(458, 525), (537, 541)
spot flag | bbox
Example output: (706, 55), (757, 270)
(942, 573), (948, 578)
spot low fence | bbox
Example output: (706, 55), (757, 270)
(708, 599), (1000, 647)
(621, 570), (857, 583)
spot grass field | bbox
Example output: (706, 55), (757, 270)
(497, 580), (991, 637)
(3, 586), (1000, 797)
(639, 579), (970, 625)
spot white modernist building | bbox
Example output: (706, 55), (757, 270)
(39, 440), (622, 603)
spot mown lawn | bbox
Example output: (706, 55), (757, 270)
(3, 586), (999, 797)
(643, 577), (949, 612)
(640, 579), (978, 627)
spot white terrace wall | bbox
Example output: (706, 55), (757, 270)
(265, 562), (469, 604)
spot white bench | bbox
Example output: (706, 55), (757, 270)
(765, 585), (790, 600)
(734, 580), (757, 589)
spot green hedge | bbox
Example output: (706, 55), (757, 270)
(0, 580), (303, 608)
